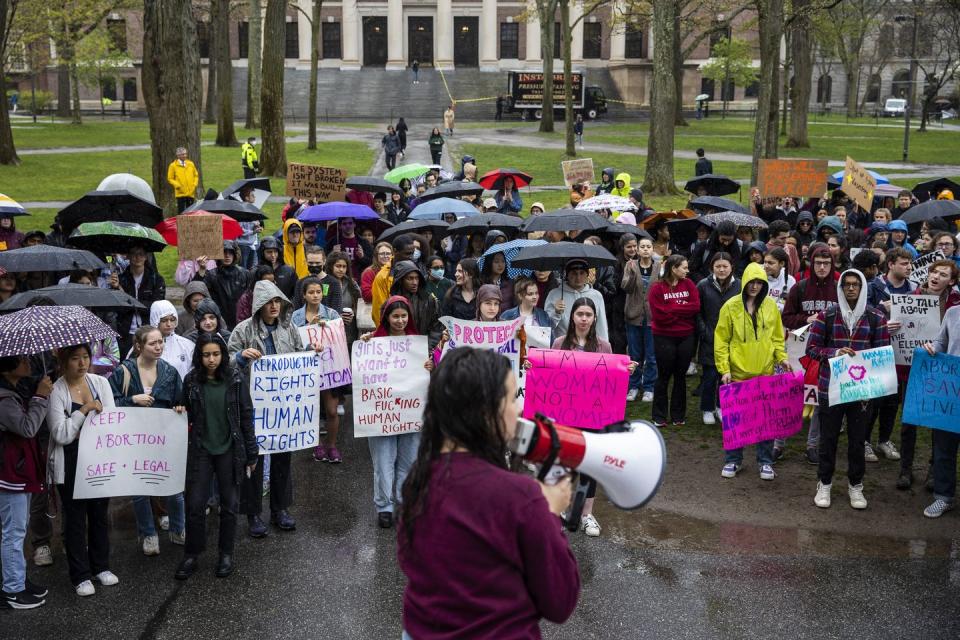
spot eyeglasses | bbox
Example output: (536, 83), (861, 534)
(842, 282), (862, 289)
(936, 242), (955, 249)
(377, 251), (393, 257)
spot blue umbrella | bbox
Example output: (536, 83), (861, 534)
(408, 197), (479, 220)
(831, 169), (889, 185)
(297, 202), (379, 223)
(477, 239), (547, 280)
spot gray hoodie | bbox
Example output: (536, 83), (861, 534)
(228, 280), (303, 368)
(178, 280), (210, 336)
(933, 305), (960, 357)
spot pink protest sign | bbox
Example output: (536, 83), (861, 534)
(719, 372), (804, 450)
(523, 348), (630, 430)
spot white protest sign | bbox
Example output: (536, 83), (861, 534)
(908, 250), (946, 288)
(352, 336), (429, 437)
(785, 324), (819, 406)
(890, 294), (941, 365)
(250, 352), (322, 453)
(297, 318), (353, 390)
(827, 345), (898, 406)
(73, 408), (187, 499)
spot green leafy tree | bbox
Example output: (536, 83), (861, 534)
(74, 28), (129, 116)
(699, 37), (757, 118)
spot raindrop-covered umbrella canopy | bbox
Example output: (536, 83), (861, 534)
(155, 212), (243, 246)
(831, 168), (889, 185)
(0, 245), (107, 273)
(68, 221), (168, 254)
(689, 195), (748, 214)
(58, 190), (164, 234)
(0, 194), (28, 217)
(511, 242), (616, 270)
(0, 305), (116, 358)
(346, 176), (403, 195)
(701, 211), (768, 229)
(602, 222), (653, 239)
(897, 199), (960, 224)
(912, 177), (960, 203)
(377, 219), (450, 244)
(0, 284), (145, 313)
(384, 163), (431, 184)
(575, 194), (637, 213)
(184, 198), (266, 222)
(221, 177), (272, 209)
(445, 213), (524, 236)
(96, 173), (156, 204)
(297, 202), (380, 223)
(478, 168), (533, 190)
(408, 197), (479, 220)
(419, 182), (485, 202)
(477, 239), (547, 279)
(521, 211), (609, 233)
(684, 174), (741, 197)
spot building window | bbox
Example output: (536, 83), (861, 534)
(554, 22), (561, 59)
(197, 21), (210, 59)
(123, 77), (137, 102)
(709, 26), (732, 51)
(322, 22), (342, 59)
(500, 23), (519, 59)
(892, 69), (910, 99)
(238, 21), (249, 58)
(285, 19), (299, 59)
(106, 18), (127, 54)
(625, 25), (644, 58)
(101, 78), (117, 101)
(865, 73), (881, 102)
(744, 80), (760, 98)
(817, 74), (833, 103)
(583, 23), (601, 59)
(701, 78), (715, 100)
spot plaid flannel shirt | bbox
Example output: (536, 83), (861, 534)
(805, 303), (891, 396)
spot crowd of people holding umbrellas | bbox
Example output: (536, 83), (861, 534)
(0, 152), (959, 611)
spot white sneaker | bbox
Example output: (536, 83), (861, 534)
(94, 571), (119, 586)
(141, 535), (160, 556)
(877, 441), (901, 460)
(169, 531), (186, 546)
(581, 514), (601, 537)
(721, 463), (741, 478)
(626, 388), (639, 402)
(641, 391), (654, 403)
(75, 580), (95, 597)
(759, 464), (776, 481)
(159, 515), (170, 531)
(848, 483), (868, 510)
(336, 404), (345, 416)
(924, 499), (954, 518)
(864, 442), (878, 463)
(814, 482), (832, 508)
(33, 545), (53, 567)
(702, 411), (716, 425)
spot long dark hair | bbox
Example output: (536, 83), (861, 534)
(560, 297), (599, 351)
(190, 332), (230, 384)
(399, 349), (513, 549)
(617, 232), (638, 269)
(660, 254), (687, 285)
(446, 258), (480, 303)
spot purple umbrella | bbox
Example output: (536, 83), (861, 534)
(0, 305), (116, 358)
(297, 202), (379, 223)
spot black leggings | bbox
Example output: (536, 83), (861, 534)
(652, 333), (695, 424)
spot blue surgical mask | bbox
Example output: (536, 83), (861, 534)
(412, 249), (422, 261)
(430, 267), (445, 280)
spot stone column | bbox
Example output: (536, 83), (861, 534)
(479, 0), (499, 71)
(436, 0), (454, 69)
(525, 2), (541, 66)
(297, 1), (312, 61)
(570, 1), (584, 63)
(386, 0), (405, 69)
(609, 1), (626, 63)
(341, 0), (361, 69)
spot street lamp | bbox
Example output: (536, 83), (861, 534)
(895, 12), (920, 162)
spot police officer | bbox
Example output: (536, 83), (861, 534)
(241, 137), (259, 179)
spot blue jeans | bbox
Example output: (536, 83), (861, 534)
(700, 364), (720, 412)
(625, 322), (657, 392)
(132, 494), (185, 537)
(368, 433), (420, 512)
(725, 439), (775, 466)
(238, 244), (258, 270)
(0, 491), (30, 592)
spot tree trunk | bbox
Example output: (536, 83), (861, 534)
(538, 4), (555, 134)
(560, 0), (575, 156)
(57, 64), (71, 117)
(750, 0), (784, 185)
(214, 0), (237, 146)
(642, 0), (680, 195)
(787, 0), (811, 148)
(142, 0), (203, 214)
(69, 63), (82, 124)
(672, 6), (687, 127)
(204, 10), (218, 126)
(259, 0), (287, 177)
(845, 65), (858, 118)
(0, 0), (19, 165)
(245, 0), (263, 129)
(307, 0), (322, 150)
(766, 59), (780, 157)
(780, 38), (790, 135)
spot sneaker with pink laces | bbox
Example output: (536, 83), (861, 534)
(312, 444), (326, 462)
(324, 446), (342, 463)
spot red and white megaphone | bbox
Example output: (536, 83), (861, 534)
(510, 414), (667, 531)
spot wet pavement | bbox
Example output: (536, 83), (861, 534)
(5, 403), (960, 639)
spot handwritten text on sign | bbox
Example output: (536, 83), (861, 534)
(523, 348), (630, 430)
(756, 159), (829, 198)
(561, 158), (595, 188)
(903, 349), (960, 433)
(827, 345), (897, 406)
(842, 156), (877, 213)
(250, 352), (321, 453)
(73, 408), (187, 499)
(440, 316), (526, 406)
(890, 294), (940, 365)
(296, 319), (353, 390)
(352, 336), (429, 437)
(719, 373), (804, 450)
(286, 163), (348, 202)
(785, 325), (819, 406)
(908, 250), (946, 288)
(177, 213), (225, 261)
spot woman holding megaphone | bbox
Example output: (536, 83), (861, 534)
(398, 348), (579, 640)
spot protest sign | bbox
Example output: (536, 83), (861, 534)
(903, 349), (960, 433)
(250, 352), (323, 453)
(286, 163), (348, 202)
(297, 319), (353, 390)
(73, 408), (187, 499)
(523, 348), (630, 430)
(561, 158), (595, 188)
(177, 213), (224, 261)
(785, 325), (819, 405)
(842, 156), (877, 213)
(756, 159), (829, 198)
(718, 373), (804, 450)
(352, 336), (429, 437)
(890, 294), (941, 365)
(827, 345), (897, 406)
(908, 250), (946, 288)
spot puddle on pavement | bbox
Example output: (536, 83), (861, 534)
(600, 507), (960, 560)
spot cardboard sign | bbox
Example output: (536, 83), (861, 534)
(561, 158), (595, 188)
(785, 325), (819, 405)
(73, 408), (187, 499)
(351, 336), (429, 437)
(296, 319), (353, 390)
(903, 349), (960, 433)
(286, 163), (348, 202)
(250, 352), (322, 453)
(843, 156), (877, 213)
(889, 294), (941, 365)
(719, 373), (804, 449)
(523, 348), (630, 430)
(908, 250), (947, 288)
(827, 345), (898, 406)
(756, 159), (829, 198)
(177, 213), (224, 261)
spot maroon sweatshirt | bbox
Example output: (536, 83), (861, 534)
(781, 245), (839, 330)
(647, 277), (701, 337)
(398, 453), (580, 639)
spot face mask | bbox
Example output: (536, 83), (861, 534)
(412, 249), (422, 261)
(430, 267), (445, 280)
(308, 265), (323, 275)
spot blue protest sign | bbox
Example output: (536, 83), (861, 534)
(903, 348), (960, 433)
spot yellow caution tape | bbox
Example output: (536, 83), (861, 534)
(604, 98), (647, 106)
(436, 67), (499, 105)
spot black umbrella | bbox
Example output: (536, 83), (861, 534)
(602, 222), (653, 239)
(445, 213), (524, 236)
(346, 176), (402, 195)
(184, 199), (267, 222)
(377, 219), (450, 244)
(897, 199), (960, 225)
(912, 178), (960, 203)
(827, 174), (842, 191)
(511, 242), (617, 270)
(221, 177), (272, 198)
(522, 211), (609, 233)
(418, 182), (486, 202)
(684, 174), (741, 197)
(689, 196), (748, 214)
(0, 284), (145, 313)
(0, 246), (107, 273)
(57, 190), (164, 234)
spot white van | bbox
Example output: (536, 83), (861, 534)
(883, 98), (907, 117)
